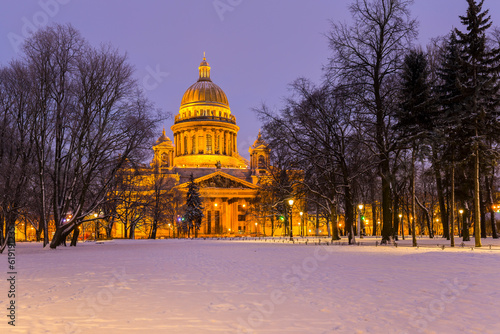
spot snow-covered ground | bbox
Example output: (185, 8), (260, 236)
(2, 237), (500, 334)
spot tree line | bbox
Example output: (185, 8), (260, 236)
(255, 0), (500, 246)
(0, 24), (162, 250)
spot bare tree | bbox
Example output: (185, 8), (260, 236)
(0, 63), (37, 252)
(326, 0), (417, 243)
(6, 24), (159, 248)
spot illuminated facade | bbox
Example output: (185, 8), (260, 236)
(134, 55), (269, 237)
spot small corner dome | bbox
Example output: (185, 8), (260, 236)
(156, 129), (172, 145)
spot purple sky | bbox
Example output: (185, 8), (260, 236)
(1, 0), (499, 159)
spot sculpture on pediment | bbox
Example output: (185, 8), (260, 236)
(199, 174), (248, 189)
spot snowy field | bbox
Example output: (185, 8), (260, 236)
(2, 237), (500, 334)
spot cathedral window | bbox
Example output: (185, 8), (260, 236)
(191, 135), (196, 154)
(206, 134), (212, 154)
(258, 155), (266, 169)
(184, 136), (188, 155)
(161, 152), (168, 167)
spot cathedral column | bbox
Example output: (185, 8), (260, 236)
(232, 132), (236, 155)
(202, 128), (206, 154)
(174, 133), (179, 157)
(180, 131), (184, 156)
(187, 130), (192, 155)
(210, 128), (215, 154)
(233, 132), (237, 155)
(223, 131), (228, 155)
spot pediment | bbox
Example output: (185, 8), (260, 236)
(178, 171), (258, 190)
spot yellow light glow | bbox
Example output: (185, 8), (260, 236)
(214, 203), (218, 207)
(358, 204), (363, 210)
(299, 212), (303, 216)
(288, 199), (294, 206)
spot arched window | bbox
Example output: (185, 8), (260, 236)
(206, 134), (212, 154)
(258, 155), (266, 169)
(161, 152), (169, 167)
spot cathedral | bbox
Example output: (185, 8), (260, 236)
(115, 55), (270, 238)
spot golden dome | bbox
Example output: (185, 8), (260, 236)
(156, 128), (172, 145)
(180, 55), (229, 109)
(251, 130), (267, 149)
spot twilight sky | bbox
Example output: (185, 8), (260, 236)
(1, 0), (499, 159)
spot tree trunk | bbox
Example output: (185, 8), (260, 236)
(129, 225), (135, 239)
(393, 192), (400, 241)
(479, 187), (487, 239)
(315, 203), (320, 236)
(345, 186), (355, 245)
(486, 175), (498, 238)
(450, 164), (455, 247)
(462, 205), (470, 241)
(411, 148), (417, 247)
(380, 158), (393, 244)
(433, 148), (449, 239)
(331, 210), (340, 241)
(70, 227), (79, 246)
(50, 224), (74, 249)
(372, 202), (377, 236)
(416, 196), (433, 238)
(473, 136), (481, 246)
(150, 222), (157, 239)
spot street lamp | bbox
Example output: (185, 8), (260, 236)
(358, 204), (364, 238)
(168, 223), (171, 238)
(458, 209), (464, 236)
(288, 199), (294, 241)
(399, 214), (404, 240)
(255, 222), (258, 236)
(94, 212), (99, 241)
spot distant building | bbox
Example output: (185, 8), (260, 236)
(113, 55), (270, 238)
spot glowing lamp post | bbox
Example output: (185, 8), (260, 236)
(288, 199), (294, 241)
(358, 204), (364, 239)
(459, 209), (464, 235)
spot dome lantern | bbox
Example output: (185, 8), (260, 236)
(199, 52), (211, 81)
